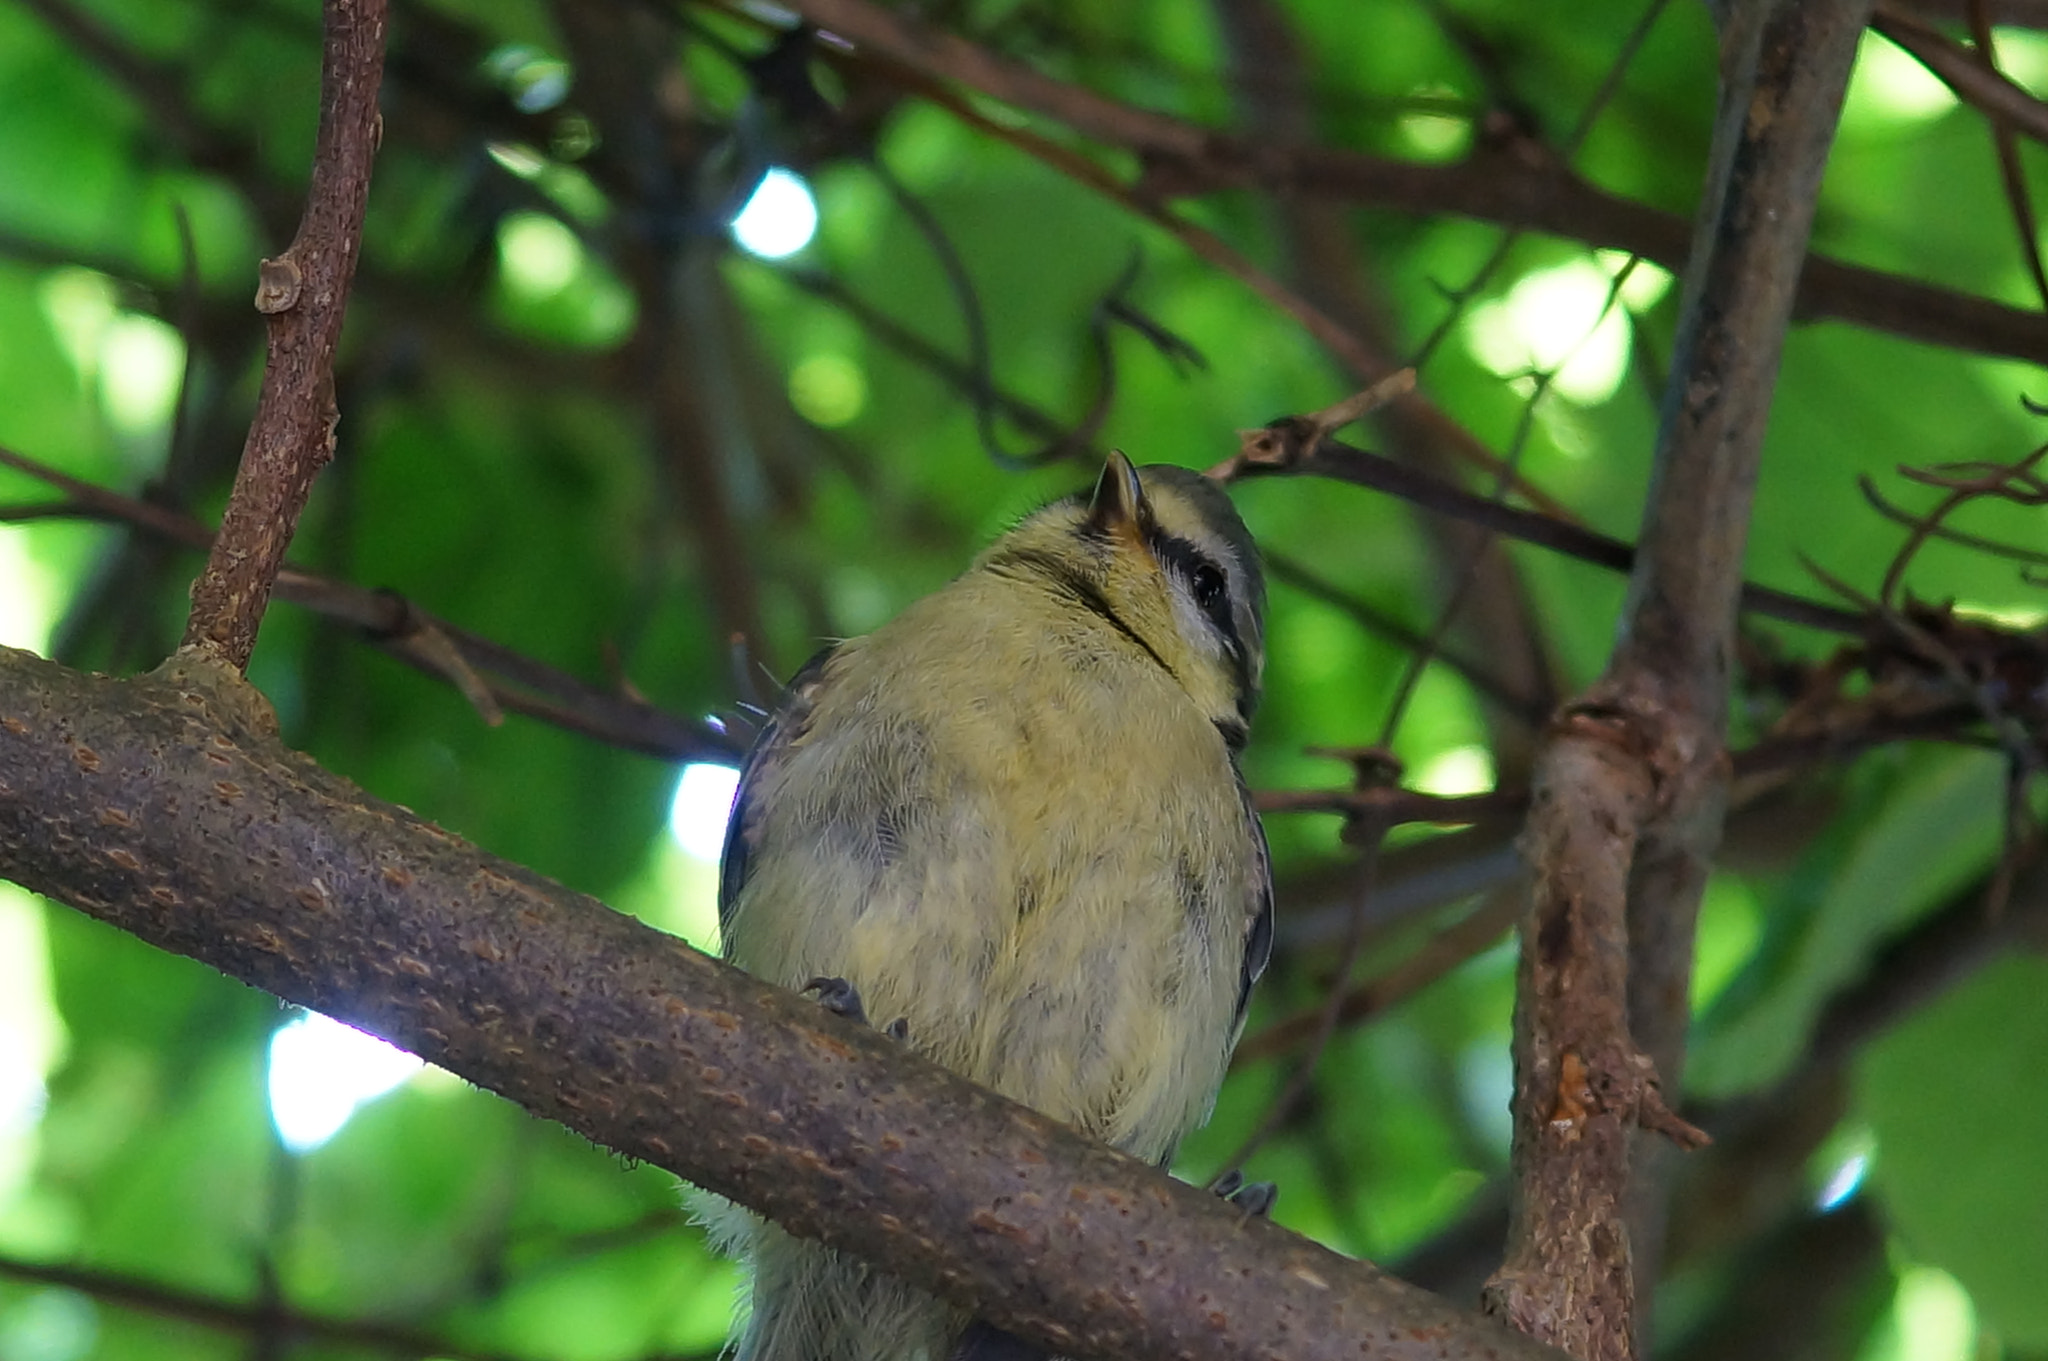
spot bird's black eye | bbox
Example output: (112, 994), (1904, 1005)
(1191, 562), (1227, 609)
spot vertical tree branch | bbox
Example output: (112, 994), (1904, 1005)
(181, 0), (388, 671)
(1481, 4), (1871, 1359)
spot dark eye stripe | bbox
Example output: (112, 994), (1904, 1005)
(1152, 533), (1244, 656)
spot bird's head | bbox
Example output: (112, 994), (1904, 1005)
(979, 451), (1267, 746)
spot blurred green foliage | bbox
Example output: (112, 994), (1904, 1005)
(0, 0), (2045, 1358)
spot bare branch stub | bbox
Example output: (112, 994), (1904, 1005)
(1483, 3), (1872, 1359)
(180, 0), (388, 671)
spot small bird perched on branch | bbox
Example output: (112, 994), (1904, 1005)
(704, 451), (1272, 1361)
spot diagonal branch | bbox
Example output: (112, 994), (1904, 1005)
(0, 443), (735, 763)
(0, 646), (1570, 1361)
(181, 0), (387, 671)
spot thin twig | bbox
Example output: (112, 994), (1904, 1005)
(1223, 423), (1869, 636)
(1876, 1), (2048, 149)
(0, 444), (736, 762)
(767, 0), (2048, 366)
(0, 1254), (617, 1361)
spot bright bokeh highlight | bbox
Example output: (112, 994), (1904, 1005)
(267, 1012), (424, 1154)
(670, 762), (741, 861)
(498, 211), (585, 299)
(0, 530), (62, 654)
(1412, 743), (1495, 798)
(37, 266), (186, 439)
(1863, 1267), (1976, 1361)
(0, 888), (66, 1216)
(1465, 259), (1634, 404)
(1845, 31), (1957, 127)
(38, 268), (118, 380)
(731, 168), (818, 259)
(97, 313), (184, 437)
(789, 352), (867, 427)
(1817, 1151), (1870, 1212)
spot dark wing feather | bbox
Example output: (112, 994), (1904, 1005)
(717, 645), (837, 946)
(1233, 770), (1274, 1031)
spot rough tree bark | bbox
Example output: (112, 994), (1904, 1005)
(1480, 4), (1872, 1360)
(0, 645), (1567, 1361)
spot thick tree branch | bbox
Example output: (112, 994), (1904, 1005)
(181, 0), (386, 670)
(0, 647), (1568, 1361)
(1481, 5), (1870, 1360)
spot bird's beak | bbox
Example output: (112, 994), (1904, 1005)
(1086, 450), (1154, 547)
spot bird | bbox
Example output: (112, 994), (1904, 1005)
(703, 450), (1272, 1361)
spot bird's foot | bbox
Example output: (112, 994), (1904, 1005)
(802, 975), (869, 1025)
(1211, 1168), (1278, 1220)
(802, 976), (910, 1040)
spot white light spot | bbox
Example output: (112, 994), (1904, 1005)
(1815, 1151), (1869, 1212)
(1412, 744), (1496, 797)
(1594, 250), (1675, 311)
(1995, 29), (2048, 97)
(731, 168), (818, 260)
(1889, 1267), (1976, 1361)
(1955, 599), (2048, 630)
(498, 212), (584, 299)
(1465, 258), (1631, 405)
(1848, 31), (1957, 126)
(37, 267), (118, 381)
(670, 762), (742, 862)
(0, 887), (66, 1216)
(1397, 86), (1468, 160)
(98, 313), (185, 437)
(267, 1012), (423, 1154)
(0, 528), (62, 653)
(485, 140), (548, 180)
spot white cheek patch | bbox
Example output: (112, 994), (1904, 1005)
(1165, 577), (1228, 662)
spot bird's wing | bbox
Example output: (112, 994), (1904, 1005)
(1233, 771), (1274, 1032)
(718, 644), (837, 946)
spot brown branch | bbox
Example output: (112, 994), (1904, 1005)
(181, 0), (387, 671)
(1265, 553), (1552, 727)
(1206, 0), (1562, 786)
(0, 444), (736, 763)
(1875, 2), (2048, 147)
(1255, 785), (1522, 824)
(774, 0), (2048, 368)
(1225, 428), (1869, 636)
(0, 1253), (638, 1361)
(1235, 885), (1524, 1066)
(1482, 5), (1871, 1359)
(0, 648), (1571, 1361)
(557, 4), (770, 663)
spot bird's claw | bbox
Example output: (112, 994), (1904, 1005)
(1211, 1168), (1278, 1220)
(802, 976), (911, 1042)
(803, 975), (869, 1026)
